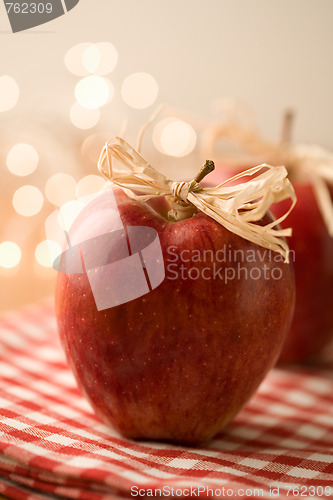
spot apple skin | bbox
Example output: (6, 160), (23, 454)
(210, 167), (333, 364)
(55, 188), (295, 444)
(272, 183), (333, 364)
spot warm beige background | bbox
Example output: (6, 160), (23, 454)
(1, 0), (333, 311)
(1, 0), (333, 145)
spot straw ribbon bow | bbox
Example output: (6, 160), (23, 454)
(98, 137), (296, 262)
(202, 101), (333, 238)
(279, 144), (333, 237)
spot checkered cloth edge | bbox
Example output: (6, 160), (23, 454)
(0, 299), (333, 500)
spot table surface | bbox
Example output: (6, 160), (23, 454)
(0, 299), (332, 500)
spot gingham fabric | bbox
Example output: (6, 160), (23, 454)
(0, 300), (332, 500)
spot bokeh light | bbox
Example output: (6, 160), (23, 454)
(0, 75), (20, 112)
(58, 200), (85, 232)
(82, 44), (100, 73)
(45, 173), (77, 206)
(76, 175), (106, 198)
(75, 76), (113, 110)
(13, 185), (44, 216)
(64, 42), (92, 76)
(70, 102), (100, 129)
(153, 118), (197, 157)
(81, 133), (107, 164)
(0, 241), (22, 269)
(83, 42), (118, 75)
(6, 143), (39, 176)
(35, 240), (62, 268)
(121, 72), (158, 109)
(65, 42), (118, 77)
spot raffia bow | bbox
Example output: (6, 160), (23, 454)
(202, 100), (333, 238)
(272, 144), (333, 237)
(236, 139), (333, 238)
(98, 137), (296, 263)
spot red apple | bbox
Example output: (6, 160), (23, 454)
(272, 183), (333, 364)
(210, 165), (333, 364)
(55, 187), (295, 444)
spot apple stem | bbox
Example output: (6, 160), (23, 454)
(167, 160), (215, 221)
(194, 160), (215, 183)
(281, 109), (294, 146)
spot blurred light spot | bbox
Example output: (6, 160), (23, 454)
(82, 44), (101, 73)
(121, 72), (158, 109)
(45, 173), (77, 206)
(6, 143), (39, 176)
(75, 76), (113, 110)
(81, 134), (107, 164)
(13, 185), (44, 216)
(70, 102), (100, 129)
(64, 42), (92, 76)
(84, 42), (118, 75)
(35, 240), (62, 268)
(0, 241), (21, 268)
(76, 175), (106, 198)
(94, 42), (118, 75)
(0, 75), (19, 112)
(58, 200), (85, 232)
(153, 118), (197, 157)
(66, 42), (118, 77)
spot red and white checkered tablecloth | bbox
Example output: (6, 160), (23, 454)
(0, 300), (332, 500)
